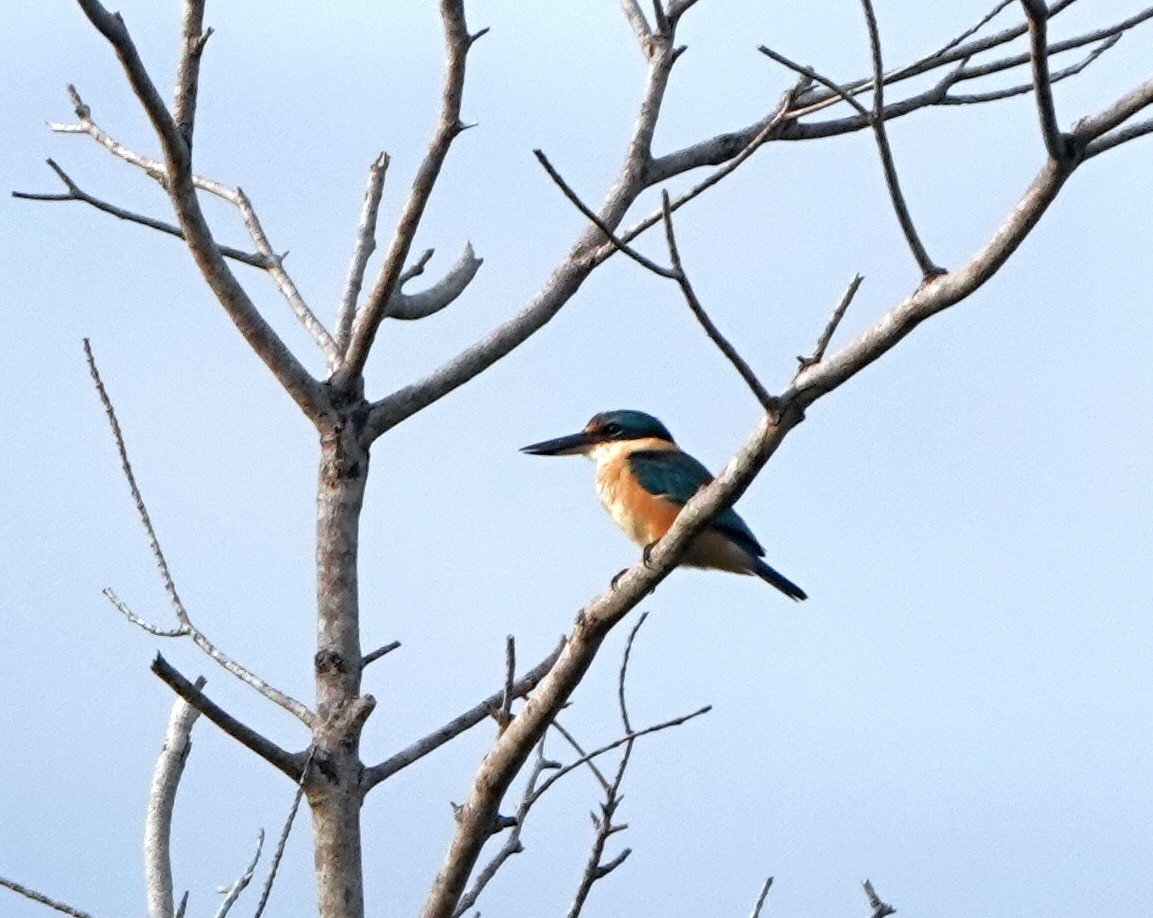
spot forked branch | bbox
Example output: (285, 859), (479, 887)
(72, 1), (328, 418)
(85, 339), (314, 726)
(338, 0), (478, 383)
(13, 159), (268, 267)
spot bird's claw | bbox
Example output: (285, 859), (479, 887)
(642, 542), (657, 569)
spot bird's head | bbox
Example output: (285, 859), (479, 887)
(521, 409), (675, 458)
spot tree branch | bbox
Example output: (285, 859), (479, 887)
(1020, 0), (1068, 160)
(858, 0), (944, 278)
(362, 640), (402, 667)
(387, 243), (484, 320)
(944, 34), (1121, 105)
(151, 654), (305, 782)
(146, 675), (206, 918)
(530, 705), (711, 802)
(659, 191), (777, 411)
(1084, 115), (1153, 158)
(748, 876), (774, 918)
(563, 609), (654, 918)
(0, 877), (101, 918)
(450, 740), (557, 917)
(863, 879), (896, 918)
(496, 635), (517, 731)
(73, 1), (328, 420)
(213, 830), (263, 918)
(363, 9), (689, 441)
(619, 0), (652, 50)
(419, 79), (1135, 909)
(13, 159), (269, 267)
(253, 747), (316, 918)
(85, 339), (314, 725)
(338, 0), (475, 384)
(798, 275), (865, 371)
(172, 0), (210, 142)
(337, 152), (389, 351)
(1073, 77), (1153, 142)
(363, 639), (564, 789)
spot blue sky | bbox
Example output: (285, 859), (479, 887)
(2, 2), (1151, 917)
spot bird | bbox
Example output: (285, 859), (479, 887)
(521, 409), (806, 600)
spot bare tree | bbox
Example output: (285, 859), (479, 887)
(7, 1), (1152, 917)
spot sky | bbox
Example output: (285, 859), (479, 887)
(2, 2), (1151, 917)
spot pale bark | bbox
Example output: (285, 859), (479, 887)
(310, 422), (373, 918)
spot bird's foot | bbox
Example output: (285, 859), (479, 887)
(642, 541), (658, 569)
(611, 568), (628, 590)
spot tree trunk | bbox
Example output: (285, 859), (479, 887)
(311, 413), (371, 918)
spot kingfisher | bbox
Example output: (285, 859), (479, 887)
(521, 409), (806, 601)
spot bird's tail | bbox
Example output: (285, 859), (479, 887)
(752, 559), (807, 601)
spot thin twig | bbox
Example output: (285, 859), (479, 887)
(363, 640), (402, 667)
(863, 879), (897, 918)
(253, 747), (317, 918)
(234, 188), (339, 364)
(606, 80), (808, 268)
(551, 720), (612, 792)
(896, 0), (1014, 78)
(946, 34), (1121, 104)
(146, 676), (206, 918)
(451, 741), (557, 917)
(659, 192), (778, 412)
(364, 639), (565, 788)
(859, 0), (944, 279)
(534, 149), (674, 278)
(531, 705), (712, 801)
(748, 876), (774, 918)
(212, 830), (264, 918)
(85, 340), (313, 725)
(337, 152), (389, 351)
(151, 654), (305, 781)
(105, 588), (313, 724)
(52, 81), (338, 378)
(564, 759), (631, 918)
(12, 160), (269, 267)
(1021, 0), (1067, 160)
(497, 635), (516, 730)
(797, 274), (865, 371)
(564, 608), (655, 918)
(0, 876), (101, 918)
(758, 46), (869, 117)
(85, 339), (189, 627)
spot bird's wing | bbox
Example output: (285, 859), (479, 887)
(627, 449), (765, 557)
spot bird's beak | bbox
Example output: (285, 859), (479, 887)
(520, 429), (599, 456)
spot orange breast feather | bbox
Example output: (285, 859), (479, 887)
(595, 447), (680, 547)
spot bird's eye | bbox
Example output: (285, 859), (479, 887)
(603, 422), (623, 437)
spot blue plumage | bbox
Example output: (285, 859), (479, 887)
(626, 449), (766, 559)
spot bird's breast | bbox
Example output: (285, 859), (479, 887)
(594, 447), (680, 547)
